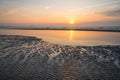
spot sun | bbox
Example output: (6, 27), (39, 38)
(68, 17), (76, 24)
(69, 20), (75, 24)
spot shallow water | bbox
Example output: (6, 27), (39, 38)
(0, 29), (120, 46)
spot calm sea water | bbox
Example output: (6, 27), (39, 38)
(0, 29), (120, 46)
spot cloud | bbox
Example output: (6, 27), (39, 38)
(44, 6), (51, 9)
(98, 9), (120, 16)
(0, 9), (17, 16)
(79, 19), (120, 27)
(5, 9), (16, 15)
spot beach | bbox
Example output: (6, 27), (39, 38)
(0, 35), (120, 80)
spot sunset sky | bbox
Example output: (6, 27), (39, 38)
(0, 0), (120, 26)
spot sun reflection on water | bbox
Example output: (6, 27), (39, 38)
(69, 30), (74, 41)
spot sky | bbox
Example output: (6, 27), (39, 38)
(0, 0), (120, 26)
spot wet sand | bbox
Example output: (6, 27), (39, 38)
(0, 35), (120, 80)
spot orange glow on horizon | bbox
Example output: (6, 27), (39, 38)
(0, 13), (118, 25)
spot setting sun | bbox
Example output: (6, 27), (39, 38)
(70, 20), (75, 24)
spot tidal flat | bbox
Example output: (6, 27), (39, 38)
(0, 35), (120, 80)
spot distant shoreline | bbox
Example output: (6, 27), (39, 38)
(1, 28), (120, 32)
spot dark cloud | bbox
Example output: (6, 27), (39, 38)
(98, 9), (120, 16)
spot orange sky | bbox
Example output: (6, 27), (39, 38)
(0, 0), (120, 26)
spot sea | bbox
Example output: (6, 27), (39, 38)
(0, 29), (120, 46)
